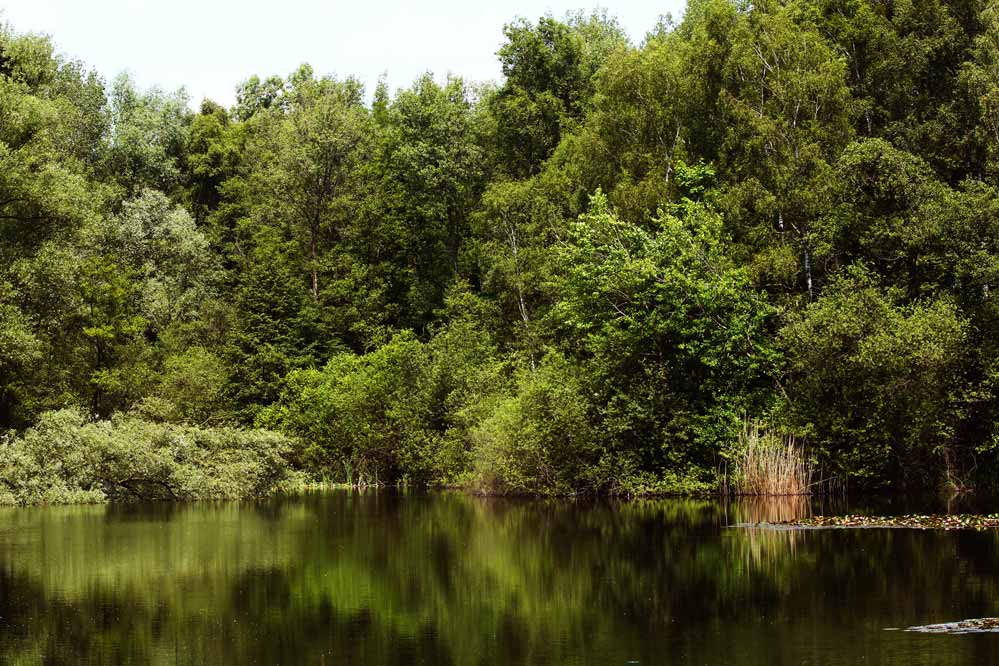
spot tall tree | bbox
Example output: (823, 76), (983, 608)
(488, 12), (628, 178)
(377, 74), (488, 330)
(247, 69), (372, 301)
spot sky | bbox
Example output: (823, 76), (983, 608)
(1, 0), (685, 109)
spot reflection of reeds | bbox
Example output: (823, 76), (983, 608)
(724, 497), (811, 576)
(729, 496), (812, 525)
(739, 521), (803, 572)
(731, 422), (813, 496)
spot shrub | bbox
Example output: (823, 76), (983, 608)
(779, 268), (969, 488)
(0, 408), (292, 505)
(469, 356), (602, 495)
(260, 323), (508, 485)
(258, 333), (436, 484)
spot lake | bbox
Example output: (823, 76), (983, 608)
(0, 491), (997, 665)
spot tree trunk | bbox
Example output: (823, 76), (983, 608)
(804, 245), (813, 299)
(310, 221), (319, 300)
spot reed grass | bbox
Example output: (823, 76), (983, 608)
(731, 422), (814, 496)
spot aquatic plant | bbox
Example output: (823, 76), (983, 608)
(731, 422), (813, 496)
(901, 617), (999, 633)
(766, 514), (999, 530)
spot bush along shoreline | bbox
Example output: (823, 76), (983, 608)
(1, 406), (825, 505)
(0, 409), (293, 505)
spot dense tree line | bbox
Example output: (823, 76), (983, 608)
(3, 0), (999, 499)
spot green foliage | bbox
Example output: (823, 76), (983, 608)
(104, 73), (191, 196)
(376, 74), (488, 328)
(489, 12), (628, 177)
(184, 99), (239, 224)
(0, 408), (292, 505)
(549, 194), (779, 491)
(780, 268), (970, 486)
(6, 2), (999, 498)
(471, 175), (566, 358)
(0, 281), (41, 427)
(223, 228), (325, 418)
(470, 354), (600, 495)
(137, 347), (231, 424)
(0, 25), (103, 264)
(260, 333), (434, 482)
(260, 317), (507, 485)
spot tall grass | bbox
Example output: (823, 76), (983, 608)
(731, 422), (814, 496)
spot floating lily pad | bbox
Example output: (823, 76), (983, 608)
(900, 618), (999, 634)
(740, 514), (999, 530)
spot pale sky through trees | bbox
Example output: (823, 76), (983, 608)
(1, 0), (683, 108)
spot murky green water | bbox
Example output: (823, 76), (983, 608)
(1, 491), (998, 665)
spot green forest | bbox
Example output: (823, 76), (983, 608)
(2, 0), (999, 503)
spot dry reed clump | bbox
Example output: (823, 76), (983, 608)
(732, 422), (813, 496)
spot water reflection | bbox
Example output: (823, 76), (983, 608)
(1, 493), (998, 665)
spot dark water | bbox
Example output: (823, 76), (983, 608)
(1, 491), (998, 665)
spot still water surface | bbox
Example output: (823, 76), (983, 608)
(0, 491), (998, 665)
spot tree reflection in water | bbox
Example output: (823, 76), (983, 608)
(0, 492), (998, 665)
